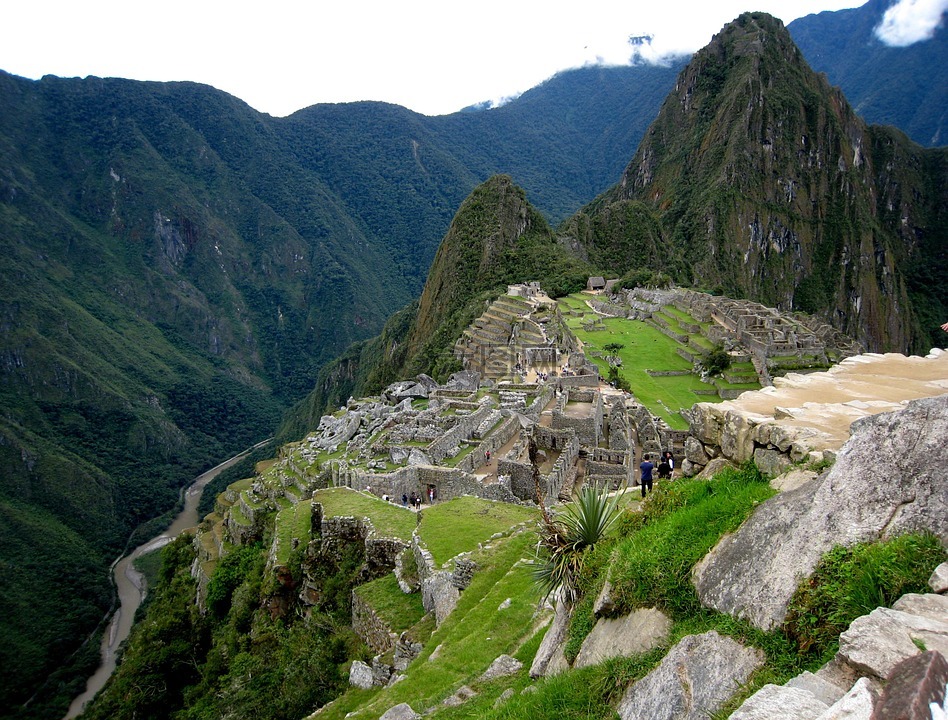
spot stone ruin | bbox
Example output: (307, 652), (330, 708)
(621, 287), (864, 383)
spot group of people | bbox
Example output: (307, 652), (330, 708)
(400, 489), (434, 509)
(639, 450), (675, 498)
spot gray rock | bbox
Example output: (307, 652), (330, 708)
(815, 677), (878, 720)
(530, 597), (569, 678)
(415, 373), (439, 391)
(893, 592), (948, 622)
(592, 579), (615, 616)
(680, 458), (699, 477)
(446, 370), (480, 392)
(617, 631), (764, 720)
(478, 654), (523, 682)
(693, 396), (948, 631)
(493, 688), (515, 708)
(731, 684), (829, 720)
(684, 435), (710, 465)
(348, 659), (374, 690)
(837, 606), (948, 679)
(693, 456), (736, 480)
(929, 562), (948, 593)
(770, 468), (818, 493)
(754, 446), (792, 478)
(379, 703), (421, 720)
(407, 448), (433, 467)
(786, 671), (848, 706)
(421, 571), (460, 626)
(574, 608), (671, 669)
(389, 446), (411, 465)
(442, 685), (477, 706)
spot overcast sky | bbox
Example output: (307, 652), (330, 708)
(1, 0), (945, 117)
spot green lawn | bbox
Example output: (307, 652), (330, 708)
(354, 574), (426, 634)
(558, 294), (760, 428)
(419, 497), (538, 566)
(313, 487), (417, 542)
(316, 531), (541, 720)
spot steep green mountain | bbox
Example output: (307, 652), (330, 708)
(279, 175), (591, 439)
(789, 0), (948, 147)
(567, 12), (948, 353)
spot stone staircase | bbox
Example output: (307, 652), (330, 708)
(454, 295), (550, 380)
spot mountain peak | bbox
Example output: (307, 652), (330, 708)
(578, 11), (942, 354)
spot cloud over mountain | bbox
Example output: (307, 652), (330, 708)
(875, 0), (947, 45)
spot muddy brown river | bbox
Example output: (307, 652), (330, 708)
(64, 439), (271, 719)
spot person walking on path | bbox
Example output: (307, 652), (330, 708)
(640, 454), (655, 498)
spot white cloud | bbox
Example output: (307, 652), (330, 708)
(874, 0), (948, 46)
(0, 0), (865, 117)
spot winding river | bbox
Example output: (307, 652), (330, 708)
(64, 439), (271, 719)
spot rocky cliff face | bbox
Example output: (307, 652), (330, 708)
(571, 12), (948, 354)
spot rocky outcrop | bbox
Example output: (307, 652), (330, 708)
(616, 631), (764, 720)
(693, 394), (948, 631)
(530, 597), (569, 678)
(684, 350), (948, 477)
(838, 594), (948, 680)
(732, 592), (948, 718)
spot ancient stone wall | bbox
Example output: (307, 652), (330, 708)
(426, 402), (495, 464)
(455, 414), (520, 474)
(544, 433), (580, 500)
(534, 426), (576, 451)
(352, 589), (397, 654)
(498, 456), (535, 501)
(552, 390), (603, 446)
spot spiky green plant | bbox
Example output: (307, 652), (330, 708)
(532, 471), (624, 605)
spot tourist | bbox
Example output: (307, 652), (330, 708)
(658, 455), (671, 481)
(409, 491), (417, 508)
(402, 493), (408, 506)
(640, 454), (655, 498)
(665, 450), (675, 475)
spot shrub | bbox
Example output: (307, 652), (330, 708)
(784, 533), (946, 661)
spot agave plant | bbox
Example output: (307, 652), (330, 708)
(532, 481), (624, 605)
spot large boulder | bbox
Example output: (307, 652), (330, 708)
(573, 608), (671, 669)
(693, 395), (948, 631)
(530, 598), (569, 678)
(617, 631), (764, 720)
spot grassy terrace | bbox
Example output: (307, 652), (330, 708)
(274, 500), (313, 565)
(313, 487), (417, 542)
(354, 574), (426, 634)
(314, 530), (540, 720)
(558, 294), (760, 429)
(418, 497), (539, 566)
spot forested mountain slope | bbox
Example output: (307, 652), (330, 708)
(788, 0), (948, 147)
(0, 61), (677, 718)
(568, 12), (948, 353)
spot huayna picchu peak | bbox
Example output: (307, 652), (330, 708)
(567, 11), (947, 356)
